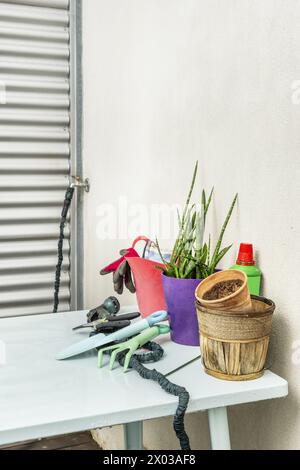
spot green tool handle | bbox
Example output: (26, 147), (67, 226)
(136, 324), (170, 348)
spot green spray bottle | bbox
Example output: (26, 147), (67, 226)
(230, 243), (262, 296)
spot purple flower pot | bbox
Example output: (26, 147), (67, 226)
(162, 274), (202, 347)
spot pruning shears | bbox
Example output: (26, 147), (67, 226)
(86, 296), (120, 323)
(73, 311), (141, 333)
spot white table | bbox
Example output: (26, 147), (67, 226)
(0, 310), (288, 450)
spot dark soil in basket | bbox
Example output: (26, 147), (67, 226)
(203, 279), (243, 301)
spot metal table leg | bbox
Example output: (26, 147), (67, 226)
(124, 421), (143, 450)
(208, 407), (231, 450)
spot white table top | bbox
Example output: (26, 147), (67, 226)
(0, 309), (288, 446)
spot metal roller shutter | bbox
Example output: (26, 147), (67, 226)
(0, 0), (78, 317)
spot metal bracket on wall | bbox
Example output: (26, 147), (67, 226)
(70, 176), (90, 193)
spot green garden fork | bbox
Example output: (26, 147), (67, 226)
(98, 324), (170, 372)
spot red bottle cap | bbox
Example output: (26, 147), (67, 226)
(236, 243), (255, 266)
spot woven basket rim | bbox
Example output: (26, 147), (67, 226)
(195, 295), (275, 318)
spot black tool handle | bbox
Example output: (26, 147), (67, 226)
(106, 312), (140, 322)
(95, 320), (131, 332)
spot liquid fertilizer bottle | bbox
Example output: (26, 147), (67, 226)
(230, 243), (262, 296)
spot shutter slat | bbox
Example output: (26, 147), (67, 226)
(0, 39), (69, 58)
(0, 190), (68, 207)
(0, 56), (69, 75)
(0, 257), (69, 273)
(0, 0), (72, 317)
(1, 302), (70, 317)
(0, 21), (69, 42)
(0, 207), (70, 222)
(0, 271), (69, 289)
(0, 3), (69, 26)
(0, 142), (69, 155)
(0, 175), (69, 189)
(0, 74), (69, 92)
(4, 91), (70, 108)
(2, 1), (69, 10)
(0, 239), (69, 257)
(0, 126), (69, 140)
(0, 223), (70, 241)
(0, 287), (70, 306)
(0, 157), (70, 173)
(0, 108), (69, 124)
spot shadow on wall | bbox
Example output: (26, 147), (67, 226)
(230, 309), (299, 450)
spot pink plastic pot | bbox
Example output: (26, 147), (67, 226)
(126, 257), (166, 318)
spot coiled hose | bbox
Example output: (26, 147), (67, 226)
(116, 341), (191, 451)
(54, 189), (190, 449)
(53, 187), (75, 313)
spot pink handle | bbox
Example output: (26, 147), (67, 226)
(132, 236), (150, 249)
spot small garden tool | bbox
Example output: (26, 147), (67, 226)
(86, 296), (120, 323)
(98, 324), (170, 372)
(73, 311), (140, 332)
(56, 310), (168, 360)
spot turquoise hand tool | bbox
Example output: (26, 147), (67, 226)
(56, 311), (168, 360)
(98, 324), (170, 372)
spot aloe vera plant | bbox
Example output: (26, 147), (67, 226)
(156, 163), (238, 279)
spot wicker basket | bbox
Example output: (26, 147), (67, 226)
(195, 296), (275, 381)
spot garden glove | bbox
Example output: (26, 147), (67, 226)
(113, 259), (136, 295)
(100, 236), (151, 295)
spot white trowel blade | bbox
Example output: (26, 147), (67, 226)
(56, 332), (107, 360)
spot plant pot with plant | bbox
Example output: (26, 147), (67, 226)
(156, 162), (238, 346)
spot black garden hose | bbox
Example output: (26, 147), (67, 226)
(116, 341), (191, 451)
(54, 189), (190, 449)
(53, 187), (75, 313)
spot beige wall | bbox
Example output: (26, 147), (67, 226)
(82, 0), (300, 449)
